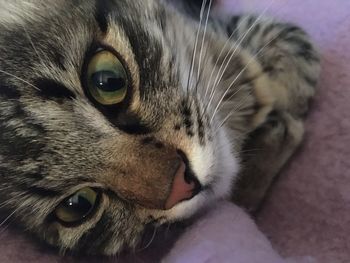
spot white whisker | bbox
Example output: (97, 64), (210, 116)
(204, 15), (246, 100)
(0, 206), (20, 228)
(212, 89), (252, 135)
(207, 1), (274, 110)
(137, 226), (158, 252)
(0, 192), (27, 210)
(197, 0), (213, 79)
(0, 69), (40, 91)
(210, 31), (282, 124)
(187, 0), (208, 93)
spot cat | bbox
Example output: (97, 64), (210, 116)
(0, 0), (320, 255)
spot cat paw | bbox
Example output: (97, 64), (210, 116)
(232, 111), (304, 213)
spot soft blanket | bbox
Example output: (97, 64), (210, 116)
(0, 0), (349, 262)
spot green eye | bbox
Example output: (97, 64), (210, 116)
(87, 50), (128, 106)
(55, 187), (99, 224)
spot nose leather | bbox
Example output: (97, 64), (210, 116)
(164, 161), (196, 209)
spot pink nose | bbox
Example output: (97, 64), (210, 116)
(164, 161), (200, 209)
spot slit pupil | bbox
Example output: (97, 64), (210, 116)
(92, 71), (126, 92)
(66, 196), (92, 213)
(66, 195), (92, 216)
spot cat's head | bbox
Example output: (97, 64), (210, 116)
(0, 0), (238, 254)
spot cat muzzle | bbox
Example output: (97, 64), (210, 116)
(107, 146), (202, 210)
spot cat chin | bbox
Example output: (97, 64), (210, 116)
(158, 192), (208, 221)
(159, 178), (231, 222)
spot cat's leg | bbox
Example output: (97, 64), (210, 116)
(232, 111), (304, 212)
(222, 14), (321, 124)
(217, 15), (320, 211)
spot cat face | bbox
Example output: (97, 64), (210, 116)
(0, 0), (238, 254)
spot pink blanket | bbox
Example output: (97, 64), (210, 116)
(1, 0), (349, 262)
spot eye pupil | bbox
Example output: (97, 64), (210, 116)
(92, 71), (126, 92)
(54, 187), (99, 225)
(65, 195), (93, 214)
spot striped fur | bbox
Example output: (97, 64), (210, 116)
(0, 0), (320, 255)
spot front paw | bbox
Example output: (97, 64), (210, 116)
(232, 111), (304, 213)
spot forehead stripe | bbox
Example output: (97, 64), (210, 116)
(95, 0), (110, 34)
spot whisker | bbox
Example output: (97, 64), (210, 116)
(210, 30), (282, 123)
(197, 0), (213, 79)
(215, 141), (263, 159)
(206, 1), (274, 110)
(186, 0), (208, 95)
(137, 226), (158, 252)
(204, 16), (248, 100)
(0, 207), (20, 228)
(0, 214), (17, 240)
(215, 134), (249, 151)
(213, 91), (252, 135)
(0, 192), (27, 210)
(0, 224), (11, 239)
(0, 69), (40, 91)
(165, 222), (172, 237)
(195, 46), (212, 94)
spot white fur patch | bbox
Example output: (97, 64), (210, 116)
(166, 127), (239, 221)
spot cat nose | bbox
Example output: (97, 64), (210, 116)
(105, 140), (202, 210)
(164, 157), (202, 210)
